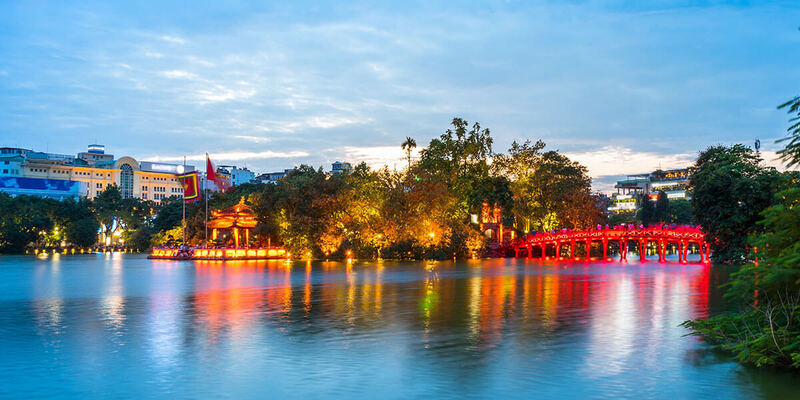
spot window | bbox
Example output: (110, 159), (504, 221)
(120, 164), (134, 198)
(96, 183), (103, 189)
(2, 169), (7, 174)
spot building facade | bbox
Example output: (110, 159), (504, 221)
(330, 161), (352, 175)
(221, 166), (255, 186)
(0, 145), (193, 203)
(608, 168), (692, 213)
(256, 169), (294, 184)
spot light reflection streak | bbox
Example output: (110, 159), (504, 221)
(101, 256), (126, 343)
(33, 256), (64, 344)
(147, 262), (183, 370)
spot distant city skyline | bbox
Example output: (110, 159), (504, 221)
(1, 1), (798, 192)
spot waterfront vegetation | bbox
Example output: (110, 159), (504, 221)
(683, 97), (800, 370)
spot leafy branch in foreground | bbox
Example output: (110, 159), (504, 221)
(778, 96), (800, 167)
(682, 290), (800, 368)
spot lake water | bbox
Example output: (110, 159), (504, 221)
(0, 253), (797, 399)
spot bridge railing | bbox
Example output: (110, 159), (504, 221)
(512, 225), (709, 263)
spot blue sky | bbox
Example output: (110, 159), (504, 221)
(1, 1), (798, 191)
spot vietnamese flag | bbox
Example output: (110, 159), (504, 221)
(177, 171), (200, 202)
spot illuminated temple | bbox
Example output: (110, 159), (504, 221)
(149, 198), (288, 261)
(208, 199), (258, 248)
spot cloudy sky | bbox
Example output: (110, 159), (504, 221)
(1, 1), (798, 191)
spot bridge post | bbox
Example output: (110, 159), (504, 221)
(527, 244), (532, 259)
(657, 240), (664, 262)
(679, 241), (685, 263)
(698, 243), (704, 263)
(570, 241), (575, 259)
(556, 241), (561, 258)
(602, 240), (608, 260)
(685, 242), (690, 263)
(619, 241), (625, 261)
(542, 244), (546, 258)
(639, 240), (646, 261)
(585, 240), (591, 259)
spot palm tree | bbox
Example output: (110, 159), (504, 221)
(401, 137), (417, 170)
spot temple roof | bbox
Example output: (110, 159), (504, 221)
(208, 198), (257, 229)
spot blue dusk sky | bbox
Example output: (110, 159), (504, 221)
(1, 1), (798, 191)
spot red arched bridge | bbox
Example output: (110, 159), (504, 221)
(512, 226), (710, 263)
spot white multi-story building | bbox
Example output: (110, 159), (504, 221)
(221, 166), (255, 186)
(608, 168), (692, 214)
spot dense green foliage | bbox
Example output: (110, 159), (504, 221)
(0, 194), (98, 253)
(690, 144), (781, 263)
(636, 191), (693, 226)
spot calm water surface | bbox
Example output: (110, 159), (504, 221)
(0, 254), (797, 399)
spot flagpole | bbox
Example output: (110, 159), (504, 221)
(182, 156), (186, 246)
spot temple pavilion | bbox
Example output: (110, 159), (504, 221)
(208, 198), (258, 248)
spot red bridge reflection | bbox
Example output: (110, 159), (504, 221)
(513, 226), (710, 263)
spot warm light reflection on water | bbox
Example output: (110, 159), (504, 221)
(0, 255), (797, 399)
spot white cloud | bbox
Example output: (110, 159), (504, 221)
(341, 145), (420, 170)
(149, 150), (309, 163)
(193, 85), (256, 103)
(160, 35), (186, 44)
(159, 70), (198, 79)
(306, 115), (367, 129)
(233, 135), (271, 143)
(565, 146), (696, 180)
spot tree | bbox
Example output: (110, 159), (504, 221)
(667, 199), (694, 224)
(637, 194), (655, 226)
(65, 217), (99, 247)
(92, 185), (124, 239)
(0, 194), (54, 253)
(417, 118), (493, 189)
(777, 96), (800, 167)
(153, 196), (184, 233)
(509, 150), (600, 232)
(401, 136), (417, 170)
(654, 191), (669, 222)
(492, 139), (546, 181)
(690, 144), (782, 263)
